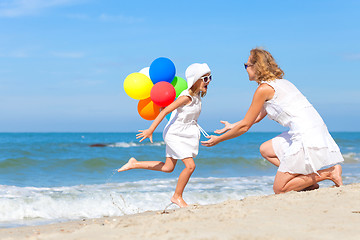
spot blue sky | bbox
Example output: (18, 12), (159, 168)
(0, 0), (359, 132)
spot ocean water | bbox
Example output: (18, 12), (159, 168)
(0, 132), (359, 228)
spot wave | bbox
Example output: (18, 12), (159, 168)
(0, 176), (275, 228)
(1, 174), (359, 228)
(0, 157), (40, 169)
(0, 151), (358, 173)
(90, 141), (165, 148)
(343, 152), (360, 163)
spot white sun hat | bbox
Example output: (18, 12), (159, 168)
(185, 63), (211, 89)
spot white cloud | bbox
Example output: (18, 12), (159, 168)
(0, 49), (30, 58)
(343, 53), (360, 61)
(64, 13), (144, 23)
(66, 13), (89, 20)
(10, 49), (29, 58)
(73, 79), (103, 86)
(99, 13), (143, 24)
(51, 51), (85, 58)
(0, 0), (82, 17)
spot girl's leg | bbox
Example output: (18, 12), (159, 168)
(171, 157), (196, 208)
(273, 164), (343, 194)
(118, 157), (177, 173)
(260, 139), (320, 191)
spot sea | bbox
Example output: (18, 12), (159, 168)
(0, 132), (359, 228)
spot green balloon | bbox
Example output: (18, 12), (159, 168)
(171, 76), (188, 98)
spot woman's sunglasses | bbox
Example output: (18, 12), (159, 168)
(200, 74), (212, 83)
(244, 63), (254, 69)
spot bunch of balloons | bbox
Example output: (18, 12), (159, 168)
(124, 57), (188, 120)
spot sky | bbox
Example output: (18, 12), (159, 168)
(0, 0), (359, 132)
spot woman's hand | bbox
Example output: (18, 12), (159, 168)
(136, 129), (153, 143)
(214, 120), (234, 134)
(201, 135), (220, 147)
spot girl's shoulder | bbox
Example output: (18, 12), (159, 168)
(178, 89), (194, 101)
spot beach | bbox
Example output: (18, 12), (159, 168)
(1, 183), (359, 240)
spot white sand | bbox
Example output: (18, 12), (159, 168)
(1, 183), (360, 240)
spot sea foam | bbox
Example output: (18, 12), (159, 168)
(0, 176), (274, 227)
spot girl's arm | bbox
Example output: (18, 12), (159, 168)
(201, 84), (273, 147)
(136, 95), (191, 142)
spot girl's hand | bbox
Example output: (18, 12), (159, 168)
(136, 129), (153, 143)
(201, 135), (220, 147)
(214, 120), (233, 134)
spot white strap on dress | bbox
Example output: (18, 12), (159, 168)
(189, 120), (210, 138)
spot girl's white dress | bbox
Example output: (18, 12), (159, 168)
(163, 90), (201, 160)
(262, 79), (344, 175)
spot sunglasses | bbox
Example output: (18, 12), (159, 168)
(200, 74), (212, 83)
(244, 63), (254, 69)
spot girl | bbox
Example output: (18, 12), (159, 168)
(118, 63), (212, 207)
(202, 48), (343, 193)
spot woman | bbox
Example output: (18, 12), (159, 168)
(201, 48), (344, 194)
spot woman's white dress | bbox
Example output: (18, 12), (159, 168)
(163, 90), (201, 160)
(262, 79), (344, 175)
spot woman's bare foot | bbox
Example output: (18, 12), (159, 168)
(330, 164), (343, 187)
(299, 183), (319, 192)
(118, 157), (137, 172)
(171, 195), (188, 208)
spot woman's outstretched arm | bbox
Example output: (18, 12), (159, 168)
(254, 107), (267, 123)
(202, 84), (274, 147)
(214, 107), (267, 134)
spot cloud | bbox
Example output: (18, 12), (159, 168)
(0, 0), (82, 17)
(66, 13), (89, 20)
(0, 49), (30, 58)
(99, 13), (143, 24)
(343, 53), (360, 61)
(65, 13), (144, 23)
(73, 79), (103, 86)
(51, 51), (85, 58)
(10, 49), (29, 58)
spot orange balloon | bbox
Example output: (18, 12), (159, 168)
(137, 97), (161, 120)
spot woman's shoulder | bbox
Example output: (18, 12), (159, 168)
(258, 81), (275, 91)
(260, 78), (287, 84)
(259, 78), (292, 88)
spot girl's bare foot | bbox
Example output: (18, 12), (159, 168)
(118, 157), (137, 172)
(171, 195), (188, 208)
(330, 164), (343, 187)
(299, 183), (319, 192)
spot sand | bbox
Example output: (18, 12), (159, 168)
(1, 183), (360, 240)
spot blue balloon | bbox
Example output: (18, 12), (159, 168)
(165, 113), (171, 121)
(149, 57), (176, 84)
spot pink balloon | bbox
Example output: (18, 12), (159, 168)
(150, 82), (176, 107)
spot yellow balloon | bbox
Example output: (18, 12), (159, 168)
(124, 73), (153, 100)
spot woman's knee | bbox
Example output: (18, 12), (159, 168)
(273, 172), (297, 194)
(260, 141), (271, 157)
(273, 184), (285, 194)
(259, 142), (266, 156)
(260, 140), (277, 158)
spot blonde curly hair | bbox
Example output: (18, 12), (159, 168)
(249, 48), (284, 83)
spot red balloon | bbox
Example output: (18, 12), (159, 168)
(150, 82), (176, 107)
